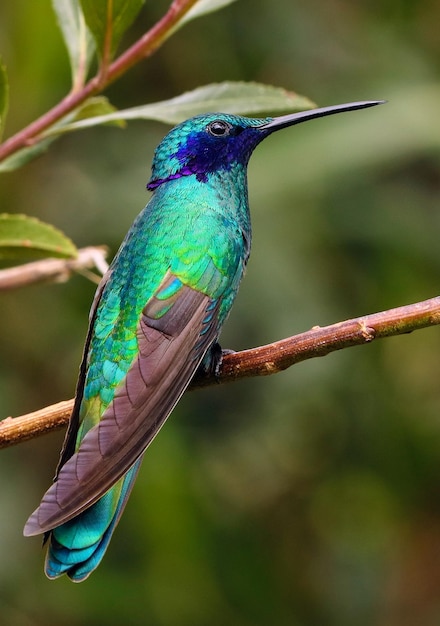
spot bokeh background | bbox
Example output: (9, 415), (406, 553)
(1, 1), (440, 624)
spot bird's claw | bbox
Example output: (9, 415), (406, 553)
(198, 343), (236, 379)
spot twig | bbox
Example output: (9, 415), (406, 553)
(0, 401), (74, 448)
(0, 246), (108, 290)
(0, 0), (200, 162)
(1, 295), (439, 449)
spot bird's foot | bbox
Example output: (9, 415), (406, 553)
(198, 343), (235, 379)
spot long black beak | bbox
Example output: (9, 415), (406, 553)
(259, 100), (385, 132)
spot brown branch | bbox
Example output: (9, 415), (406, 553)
(0, 246), (108, 290)
(0, 401), (74, 448)
(1, 295), (440, 449)
(0, 0), (200, 162)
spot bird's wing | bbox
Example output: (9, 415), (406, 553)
(24, 271), (220, 535)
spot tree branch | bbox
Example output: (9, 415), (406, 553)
(0, 246), (108, 290)
(1, 295), (439, 449)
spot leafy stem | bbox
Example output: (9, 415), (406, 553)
(0, 0), (199, 163)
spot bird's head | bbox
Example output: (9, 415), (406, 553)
(147, 101), (384, 190)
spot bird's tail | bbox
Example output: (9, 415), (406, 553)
(44, 457), (143, 582)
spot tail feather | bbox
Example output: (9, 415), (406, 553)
(44, 459), (142, 582)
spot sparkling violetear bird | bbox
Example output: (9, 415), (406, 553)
(24, 99), (384, 581)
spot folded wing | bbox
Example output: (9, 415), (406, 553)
(24, 272), (220, 535)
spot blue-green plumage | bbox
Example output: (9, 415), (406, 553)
(24, 100), (383, 581)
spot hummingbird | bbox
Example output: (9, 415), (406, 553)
(24, 99), (383, 581)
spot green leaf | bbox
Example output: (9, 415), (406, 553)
(175, 0), (238, 31)
(52, 0), (96, 88)
(0, 58), (9, 141)
(0, 214), (77, 261)
(80, 0), (145, 58)
(46, 81), (316, 132)
(70, 96), (124, 126)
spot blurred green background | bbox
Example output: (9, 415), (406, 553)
(1, 1), (440, 624)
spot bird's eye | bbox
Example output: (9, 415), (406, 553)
(207, 120), (231, 137)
